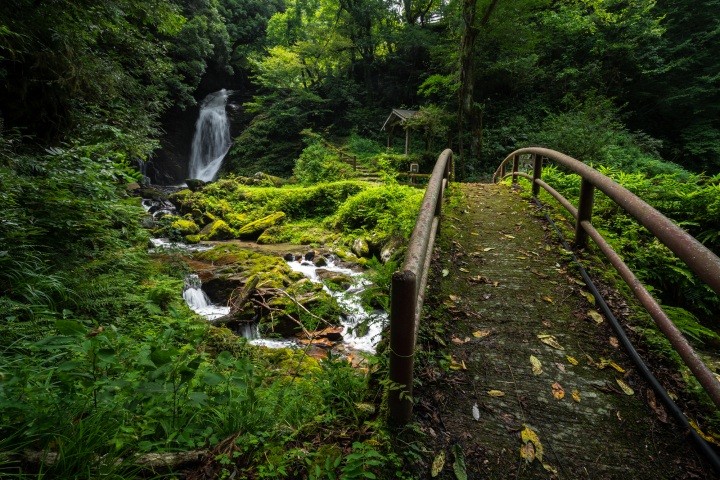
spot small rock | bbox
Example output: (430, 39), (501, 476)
(283, 253), (295, 261)
(352, 237), (370, 258)
(185, 178), (206, 192)
(313, 255), (328, 267)
(304, 250), (316, 261)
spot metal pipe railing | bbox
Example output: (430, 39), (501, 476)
(493, 147), (720, 409)
(388, 148), (452, 425)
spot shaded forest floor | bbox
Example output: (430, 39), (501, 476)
(411, 183), (714, 479)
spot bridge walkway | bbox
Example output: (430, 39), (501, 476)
(412, 182), (711, 479)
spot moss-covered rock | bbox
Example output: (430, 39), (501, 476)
(352, 237), (370, 258)
(237, 211), (286, 240)
(201, 219), (235, 240)
(171, 217), (200, 235)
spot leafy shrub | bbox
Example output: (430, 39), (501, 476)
(294, 141), (354, 185)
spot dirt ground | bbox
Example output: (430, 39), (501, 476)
(410, 183), (715, 479)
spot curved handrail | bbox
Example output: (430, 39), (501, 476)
(493, 147), (720, 408)
(388, 148), (453, 425)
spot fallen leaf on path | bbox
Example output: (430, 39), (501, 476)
(588, 310), (604, 324)
(520, 425), (543, 462)
(459, 267), (469, 273)
(689, 420), (720, 447)
(555, 362), (566, 372)
(572, 390), (581, 402)
(647, 389), (667, 423)
(442, 268), (449, 277)
(519, 442), (535, 462)
(566, 355), (579, 366)
(487, 390), (505, 397)
(449, 294), (460, 302)
(469, 275), (491, 284)
(451, 336), (470, 345)
(530, 355), (543, 375)
(542, 296), (554, 304)
(616, 379), (634, 395)
(530, 269), (549, 279)
(472, 329), (491, 338)
(597, 358), (625, 373)
(543, 463), (558, 474)
(538, 334), (564, 350)
(452, 444), (468, 480)
(483, 247), (494, 252)
(449, 357), (467, 370)
(504, 234), (516, 239)
(552, 382), (565, 400)
(609, 336), (619, 348)
(431, 450), (445, 477)
(472, 402), (480, 421)
(581, 290), (595, 305)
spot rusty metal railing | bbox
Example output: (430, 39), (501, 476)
(388, 148), (453, 425)
(493, 147), (720, 409)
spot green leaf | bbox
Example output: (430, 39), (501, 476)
(452, 444), (467, 480)
(201, 371), (225, 387)
(55, 319), (86, 336)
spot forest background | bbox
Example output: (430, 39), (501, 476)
(1, 0), (720, 478)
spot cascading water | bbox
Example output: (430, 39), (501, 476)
(188, 89), (232, 182)
(183, 274), (229, 320)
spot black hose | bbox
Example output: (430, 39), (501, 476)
(535, 199), (720, 473)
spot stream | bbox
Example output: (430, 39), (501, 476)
(180, 255), (386, 353)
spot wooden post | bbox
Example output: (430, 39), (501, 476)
(532, 154), (543, 197)
(575, 179), (595, 248)
(388, 270), (417, 426)
(512, 154), (519, 184)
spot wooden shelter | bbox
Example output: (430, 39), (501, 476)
(382, 109), (418, 154)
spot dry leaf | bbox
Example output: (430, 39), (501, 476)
(537, 334), (564, 350)
(442, 269), (449, 277)
(451, 337), (470, 345)
(483, 247), (494, 252)
(449, 294), (460, 302)
(530, 355), (543, 375)
(504, 234), (516, 239)
(609, 336), (619, 348)
(597, 358), (625, 373)
(431, 450), (445, 477)
(472, 329), (491, 339)
(555, 362), (566, 373)
(616, 379), (634, 395)
(588, 310), (604, 324)
(487, 390), (505, 397)
(581, 290), (595, 305)
(551, 382), (565, 400)
(472, 402), (480, 421)
(571, 390), (581, 402)
(689, 420), (720, 446)
(647, 389), (667, 423)
(542, 296), (554, 304)
(520, 425), (543, 461)
(519, 442), (535, 462)
(459, 267), (469, 273)
(543, 463), (558, 474)
(566, 355), (579, 366)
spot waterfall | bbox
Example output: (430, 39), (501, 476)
(182, 274), (229, 320)
(188, 89), (232, 182)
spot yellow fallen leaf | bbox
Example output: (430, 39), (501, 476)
(487, 390), (505, 397)
(542, 296), (554, 304)
(459, 267), (469, 273)
(520, 425), (543, 461)
(616, 379), (634, 395)
(551, 382), (565, 400)
(543, 463), (558, 474)
(449, 357), (467, 370)
(530, 355), (543, 375)
(566, 355), (579, 366)
(519, 442), (535, 462)
(537, 334), (564, 350)
(483, 247), (494, 252)
(472, 329), (491, 339)
(689, 420), (720, 447)
(588, 310), (604, 324)
(572, 390), (581, 402)
(581, 290), (595, 305)
(449, 294), (460, 302)
(431, 450), (445, 477)
(504, 234), (516, 239)
(597, 358), (625, 373)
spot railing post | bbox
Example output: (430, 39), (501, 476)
(499, 163), (506, 179)
(512, 154), (519, 184)
(388, 270), (418, 426)
(575, 178), (595, 248)
(532, 154), (543, 196)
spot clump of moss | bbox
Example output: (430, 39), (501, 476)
(237, 211), (286, 239)
(201, 219), (235, 240)
(171, 217), (199, 235)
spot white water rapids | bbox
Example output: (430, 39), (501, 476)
(188, 89), (231, 182)
(181, 257), (386, 353)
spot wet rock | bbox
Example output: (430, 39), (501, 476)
(304, 250), (316, 261)
(316, 269), (353, 291)
(313, 255), (328, 267)
(237, 211), (286, 240)
(283, 253), (295, 261)
(185, 178), (206, 192)
(200, 219), (235, 240)
(381, 237), (404, 263)
(352, 237), (370, 258)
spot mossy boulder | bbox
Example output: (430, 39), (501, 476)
(225, 212), (249, 229)
(237, 211), (286, 240)
(352, 237), (370, 258)
(201, 220), (235, 240)
(171, 218), (200, 235)
(185, 178), (206, 191)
